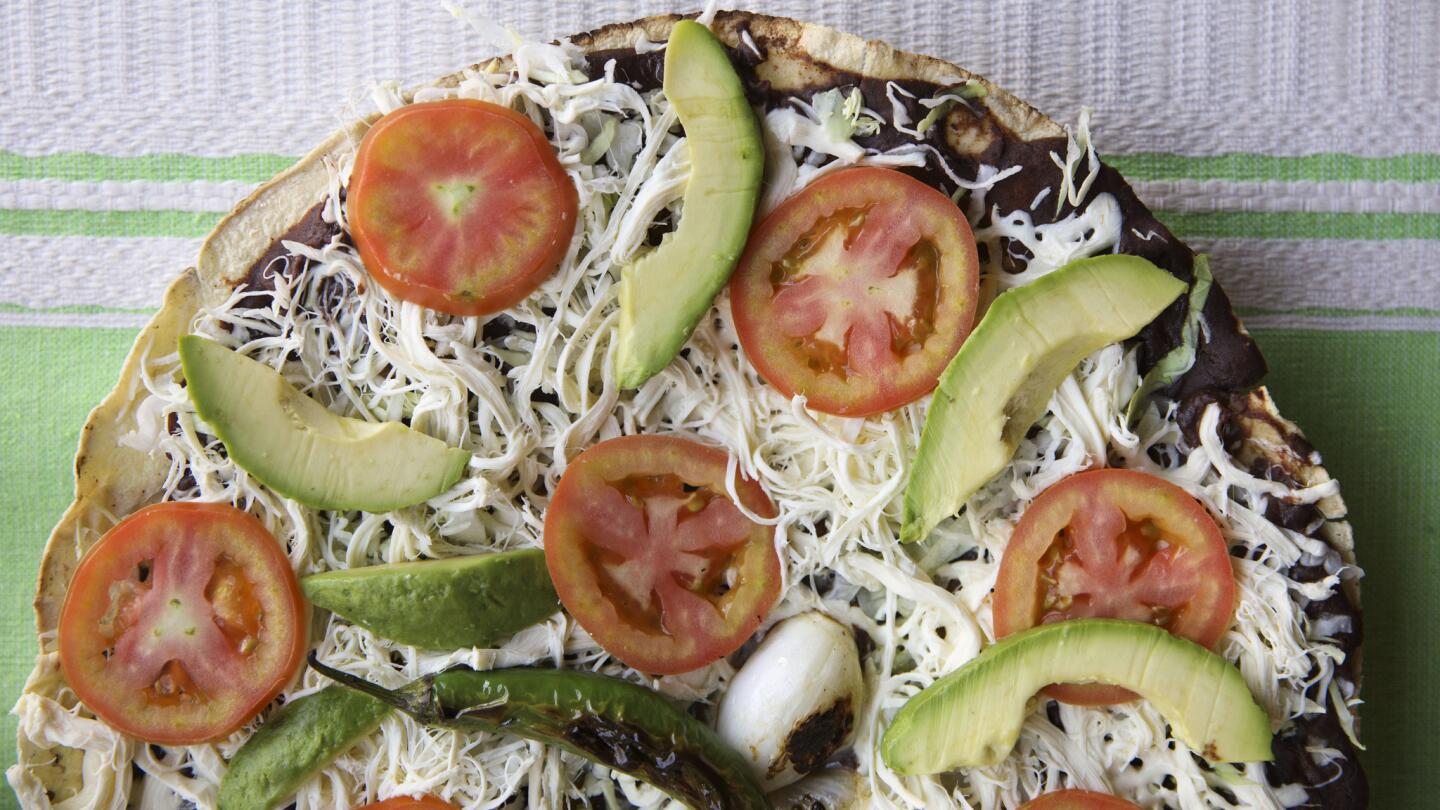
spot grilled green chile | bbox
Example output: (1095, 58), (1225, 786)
(310, 655), (769, 810)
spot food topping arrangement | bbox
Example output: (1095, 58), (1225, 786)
(8, 11), (1364, 810)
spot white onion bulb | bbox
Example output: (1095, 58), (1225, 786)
(717, 612), (865, 790)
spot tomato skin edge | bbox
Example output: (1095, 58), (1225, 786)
(57, 501), (308, 745)
(348, 99), (579, 317)
(1019, 789), (1143, 810)
(729, 166), (980, 417)
(543, 435), (781, 676)
(358, 796), (459, 810)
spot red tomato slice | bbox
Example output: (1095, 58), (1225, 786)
(992, 469), (1236, 706)
(348, 99), (578, 316)
(58, 502), (306, 744)
(544, 435), (781, 675)
(1020, 790), (1142, 810)
(729, 167), (979, 417)
(358, 797), (458, 810)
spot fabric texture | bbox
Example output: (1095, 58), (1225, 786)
(1, 2), (1436, 807)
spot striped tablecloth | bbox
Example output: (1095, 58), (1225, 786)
(2, 2), (1436, 806)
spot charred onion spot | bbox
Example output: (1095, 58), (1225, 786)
(777, 696), (855, 777)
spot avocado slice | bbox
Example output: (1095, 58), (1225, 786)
(218, 685), (391, 810)
(880, 619), (1274, 773)
(301, 549), (559, 649)
(613, 20), (763, 388)
(900, 255), (1185, 541)
(179, 336), (470, 512)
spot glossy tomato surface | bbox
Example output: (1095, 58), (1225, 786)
(544, 435), (781, 675)
(358, 797), (458, 810)
(348, 99), (578, 316)
(992, 468), (1236, 705)
(1020, 790), (1142, 810)
(729, 167), (979, 416)
(59, 502), (306, 744)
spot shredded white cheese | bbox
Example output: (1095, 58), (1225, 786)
(8, 32), (1356, 810)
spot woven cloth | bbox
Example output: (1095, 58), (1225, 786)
(2, 2), (1436, 806)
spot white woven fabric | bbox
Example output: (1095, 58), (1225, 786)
(3, 1), (1437, 156)
(0, 0), (1437, 323)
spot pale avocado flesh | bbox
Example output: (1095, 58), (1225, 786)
(900, 255), (1185, 541)
(880, 619), (1274, 774)
(613, 20), (763, 388)
(300, 549), (559, 649)
(179, 336), (470, 512)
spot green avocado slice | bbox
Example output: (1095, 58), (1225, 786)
(300, 549), (559, 649)
(900, 255), (1185, 542)
(613, 20), (764, 388)
(880, 619), (1274, 774)
(179, 335), (470, 512)
(218, 685), (391, 810)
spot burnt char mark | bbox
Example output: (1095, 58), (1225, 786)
(1267, 712), (1369, 809)
(585, 48), (665, 91)
(1172, 279), (1267, 396)
(241, 201), (340, 295)
(779, 697), (854, 777)
(733, 21), (768, 67)
(1175, 389), (1250, 450)
(1252, 458), (1321, 533)
(561, 717), (732, 810)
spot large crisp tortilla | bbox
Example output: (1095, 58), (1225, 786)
(16, 10), (1359, 805)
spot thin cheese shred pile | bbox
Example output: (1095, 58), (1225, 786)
(11, 26), (1356, 810)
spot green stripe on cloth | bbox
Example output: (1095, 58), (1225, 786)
(4, 206), (1435, 242)
(2, 150), (1436, 186)
(0, 303), (156, 316)
(1158, 210), (1440, 241)
(1237, 305), (1440, 318)
(1, 326), (139, 803)
(0, 209), (221, 238)
(1110, 152), (1440, 183)
(1251, 328), (1440, 810)
(0, 150), (296, 184)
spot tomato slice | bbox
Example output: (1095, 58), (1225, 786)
(358, 797), (458, 810)
(58, 502), (306, 744)
(729, 167), (979, 417)
(992, 469), (1236, 705)
(1020, 790), (1142, 810)
(348, 99), (578, 316)
(544, 435), (781, 675)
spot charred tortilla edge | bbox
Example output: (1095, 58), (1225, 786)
(16, 9), (1360, 805)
